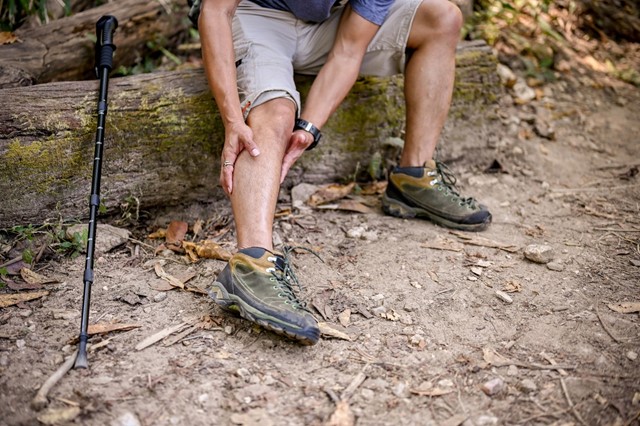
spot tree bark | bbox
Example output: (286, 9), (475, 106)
(0, 0), (187, 88)
(0, 41), (500, 228)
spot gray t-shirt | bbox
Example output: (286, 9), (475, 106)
(248, 0), (394, 26)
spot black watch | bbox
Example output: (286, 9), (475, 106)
(294, 118), (322, 151)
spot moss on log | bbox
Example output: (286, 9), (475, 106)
(0, 41), (499, 228)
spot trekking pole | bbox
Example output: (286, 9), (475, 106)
(74, 15), (118, 369)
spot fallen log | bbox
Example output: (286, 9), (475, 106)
(0, 40), (500, 228)
(0, 0), (186, 88)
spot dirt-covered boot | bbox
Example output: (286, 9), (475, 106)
(382, 159), (492, 231)
(210, 247), (320, 345)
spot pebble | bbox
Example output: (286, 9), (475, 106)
(110, 411), (141, 426)
(630, 259), (640, 267)
(507, 365), (519, 376)
(471, 267), (483, 276)
(633, 392), (640, 405)
(361, 388), (375, 400)
(410, 280), (422, 289)
(236, 368), (251, 381)
(371, 294), (385, 302)
(495, 290), (513, 304)
(362, 231), (379, 241)
(474, 415), (499, 426)
(546, 261), (565, 272)
(518, 379), (537, 393)
(481, 378), (504, 396)
(467, 276), (478, 282)
(513, 78), (536, 103)
(392, 381), (408, 398)
(497, 63), (517, 87)
(18, 309), (33, 318)
(16, 339), (25, 349)
(224, 325), (234, 335)
(153, 292), (168, 303)
(524, 244), (555, 264)
(346, 226), (366, 239)
(371, 306), (387, 316)
(627, 351), (638, 361)
(198, 393), (209, 404)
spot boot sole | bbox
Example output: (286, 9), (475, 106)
(210, 282), (320, 345)
(382, 194), (492, 232)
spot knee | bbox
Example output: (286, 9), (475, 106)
(247, 98), (296, 139)
(414, 0), (463, 44)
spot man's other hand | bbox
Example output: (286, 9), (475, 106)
(280, 130), (314, 183)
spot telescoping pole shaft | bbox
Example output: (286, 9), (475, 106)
(75, 15), (118, 370)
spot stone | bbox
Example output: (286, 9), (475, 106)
(110, 411), (141, 426)
(67, 223), (130, 254)
(495, 290), (513, 304)
(496, 63), (517, 88)
(153, 292), (168, 303)
(346, 226), (366, 239)
(291, 183), (319, 210)
(630, 259), (640, 267)
(362, 231), (379, 241)
(518, 379), (537, 393)
(371, 306), (387, 316)
(627, 351), (638, 361)
(524, 244), (555, 264)
(534, 119), (556, 140)
(361, 388), (375, 400)
(546, 261), (565, 271)
(507, 365), (519, 376)
(481, 378), (504, 396)
(513, 78), (536, 104)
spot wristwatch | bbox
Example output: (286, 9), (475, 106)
(294, 118), (322, 151)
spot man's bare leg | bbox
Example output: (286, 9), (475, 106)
(230, 98), (296, 250)
(401, 0), (463, 167)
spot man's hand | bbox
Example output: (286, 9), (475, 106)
(220, 121), (260, 195)
(280, 129), (314, 183)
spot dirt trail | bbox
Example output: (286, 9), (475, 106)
(1, 80), (639, 425)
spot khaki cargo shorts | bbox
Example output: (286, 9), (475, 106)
(232, 0), (422, 118)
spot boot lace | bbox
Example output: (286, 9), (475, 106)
(428, 161), (479, 208)
(265, 246), (322, 311)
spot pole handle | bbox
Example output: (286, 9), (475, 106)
(95, 15), (118, 76)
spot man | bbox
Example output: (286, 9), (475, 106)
(198, 0), (491, 345)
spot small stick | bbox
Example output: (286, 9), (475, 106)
(593, 228), (640, 233)
(340, 369), (368, 401)
(541, 352), (568, 376)
(31, 350), (78, 410)
(595, 302), (624, 343)
(560, 377), (588, 426)
(0, 255), (22, 269)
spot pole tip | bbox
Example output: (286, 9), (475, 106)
(74, 350), (88, 369)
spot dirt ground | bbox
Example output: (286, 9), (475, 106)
(1, 72), (639, 425)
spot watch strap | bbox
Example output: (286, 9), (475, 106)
(294, 118), (322, 151)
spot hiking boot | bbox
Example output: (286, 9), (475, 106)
(210, 247), (320, 345)
(382, 159), (492, 231)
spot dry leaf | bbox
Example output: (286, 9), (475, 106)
(153, 263), (184, 289)
(149, 279), (174, 292)
(20, 268), (58, 286)
(502, 280), (522, 293)
(192, 219), (204, 238)
(148, 228), (166, 239)
(166, 220), (188, 247)
(607, 302), (640, 314)
(316, 200), (372, 214)
(308, 182), (355, 207)
(360, 181), (387, 195)
(6, 277), (42, 291)
(0, 32), (18, 45)
(326, 401), (355, 426)
(87, 323), (141, 335)
(338, 309), (351, 327)
(183, 240), (232, 262)
(483, 346), (514, 367)
(0, 291), (48, 308)
(427, 270), (439, 283)
(318, 322), (352, 341)
(37, 406), (81, 425)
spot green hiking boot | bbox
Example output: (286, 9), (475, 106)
(382, 159), (492, 231)
(210, 247), (320, 345)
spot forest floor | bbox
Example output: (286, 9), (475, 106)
(1, 31), (640, 426)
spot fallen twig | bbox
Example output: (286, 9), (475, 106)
(560, 377), (588, 426)
(449, 231), (519, 253)
(593, 228), (640, 233)
(31, 350), (78, 410)
(135, 321), (189, 351)
(541, 352), (568, 376)
(595, 302), (624, 343)
(340, 368), (368, 401)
